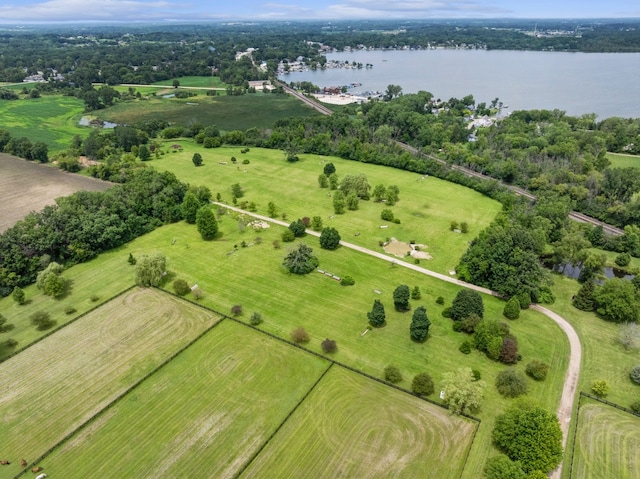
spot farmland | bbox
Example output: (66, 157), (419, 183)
(0, 153), (111, 232)
(571, 398), (640, 479)
(0, 288), (220, 479)
(98, 92), (320, 132)
(0, 95), (87, 150)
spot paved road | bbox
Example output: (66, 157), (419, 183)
(213, 201), (581, 477)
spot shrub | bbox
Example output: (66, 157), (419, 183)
(460, 222), (469, 234)
(496, 369), (529, 398)
(380, 209), (394, 221)
(321, 338), (337, 353)
(411, 286), (421, 300)
(526, 360), (550, 381)
(631, 401), (640, 414)
(90, 295), (100, 302)
(459, 340), (472, 354)
(393, 218), (401, 224)
(629, 365), (640, 385)
(127, 253), (137, 265)
(173, 279), (191, 296)
(272, 239), (281, 249)
(516, 291), (531, 309)
(5, 338), (18, 348)
(291, 327), (310, 343)
(250, 312), (263, 326)
(384, 365), (403, 384)
(64, 306), (77, 315)
(472, 369), (482, 380)
(436, 296), (445, 305)
(442, 307), (452, 318)
(231, 304), (243, 317)
(500, 336), (519, 364)
(11, 286), (26, 305)
(412, 372), (434, 396)
(503, 297), (521, 320)
(591, 379), (610, 397)
(450, 220), (458, 231)
(242, 159), (250, 165)
(460, 313), (482, 333)
(484, 455), (526, 479)
(615, 252), (631, 267)
(340, 275), (355, 286)
(30, 311), (55, 330)
(281, 229), (295, 242)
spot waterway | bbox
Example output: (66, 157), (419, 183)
(279, 49), (640, 119)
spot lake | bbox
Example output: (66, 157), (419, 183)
(279, 49), (640, 119)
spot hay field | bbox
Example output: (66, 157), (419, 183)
(0, 288), (219, 479)
(242, 366), (476, 479)
(38, 319), (329, 479)
(0, 153), (111, 232)
(572, 401), (640, 479)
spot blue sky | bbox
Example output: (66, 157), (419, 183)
(0, 0), (637, 24)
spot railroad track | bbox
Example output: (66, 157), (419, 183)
(278, 80), (624, 236)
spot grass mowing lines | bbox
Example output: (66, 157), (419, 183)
(153, 76), (230, 88)
(241, 366), (476, 479)
(0, 288), (219, 479)
(39, 319), (330, 479)
(572, 398), (640, 479)
(149, 144), (502, 274)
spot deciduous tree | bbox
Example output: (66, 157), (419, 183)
(451, 289), (484, 321)
(319, 227), (341, 250)
(134, 252), (166, 287)
(441, 367), (486, 415)
(412, 372), (434, 396)
(492, 402), (563, 474)
(393, 284), (411, 312)
(181, 192), (201, 224)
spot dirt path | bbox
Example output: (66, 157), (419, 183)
(213, 202), (582, 478)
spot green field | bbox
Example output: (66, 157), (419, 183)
(242, 366), (476, 479)
(99, 92), (320, 131)
(0, 95), (87, 150)
(0, 288), (220, 479)
(572, 399), (640, 479)
(151, 144), (502, 274)
(153, 75), (229, 88)
(607, 152), (640, 169)
(39, 319), (329, 478)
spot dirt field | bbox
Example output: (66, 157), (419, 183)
(0, 153), (111, 232)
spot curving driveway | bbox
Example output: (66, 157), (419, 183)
(213, 202), (581, 478)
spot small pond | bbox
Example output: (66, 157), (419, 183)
(550, 262), (635, 281)
(78, 116), (118, 128)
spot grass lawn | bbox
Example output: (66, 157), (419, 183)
(0, 288), (220, 479)
(39, 319), (329, 479)
(548, 275), (640, 409)
(153, 75), (229, 89)
(572, 398), (640, 479)
(607, 152), (640, 169)
(150, 144), (502, 275)
(98, 92), (319, 131)
(0, 94), (88, 150)
(242, 365), (477, 479)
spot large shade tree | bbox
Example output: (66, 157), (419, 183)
(283, 243), (318, 275)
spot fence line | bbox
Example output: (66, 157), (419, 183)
(1, 284), (136, 366)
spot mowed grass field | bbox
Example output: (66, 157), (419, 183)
(151, 144), (502, 274)
(242, 366), (477, 479)
(572, 399), (640, 479)
(153, 76), (229, 88)
(607, 152), (640, 169)
(99, 92), (320, 131)
(0, 288), (220, 479)
(0, 153), (111, 232)
(0, 94), (88, 150)
(39, 319), (330, 479)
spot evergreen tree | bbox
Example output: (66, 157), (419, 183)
(572, 280), (595, 311)
(192, 152), (203, 166)
(333, 190), (346, 214)
(411, 285), (421, 300)
(410, 306), (431, 341)
(196, 206), (218, 240)
(451, 289), (484, 320)
(181, 192), (201, 224)
(503, 296), (521, 319)
(319, 227), (341, 250)
(323, 162), (336, 176)
(393, 284), (411, 311)
(368, 299), (386, 327)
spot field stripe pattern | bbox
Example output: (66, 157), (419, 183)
(0, 288), (219, 479)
